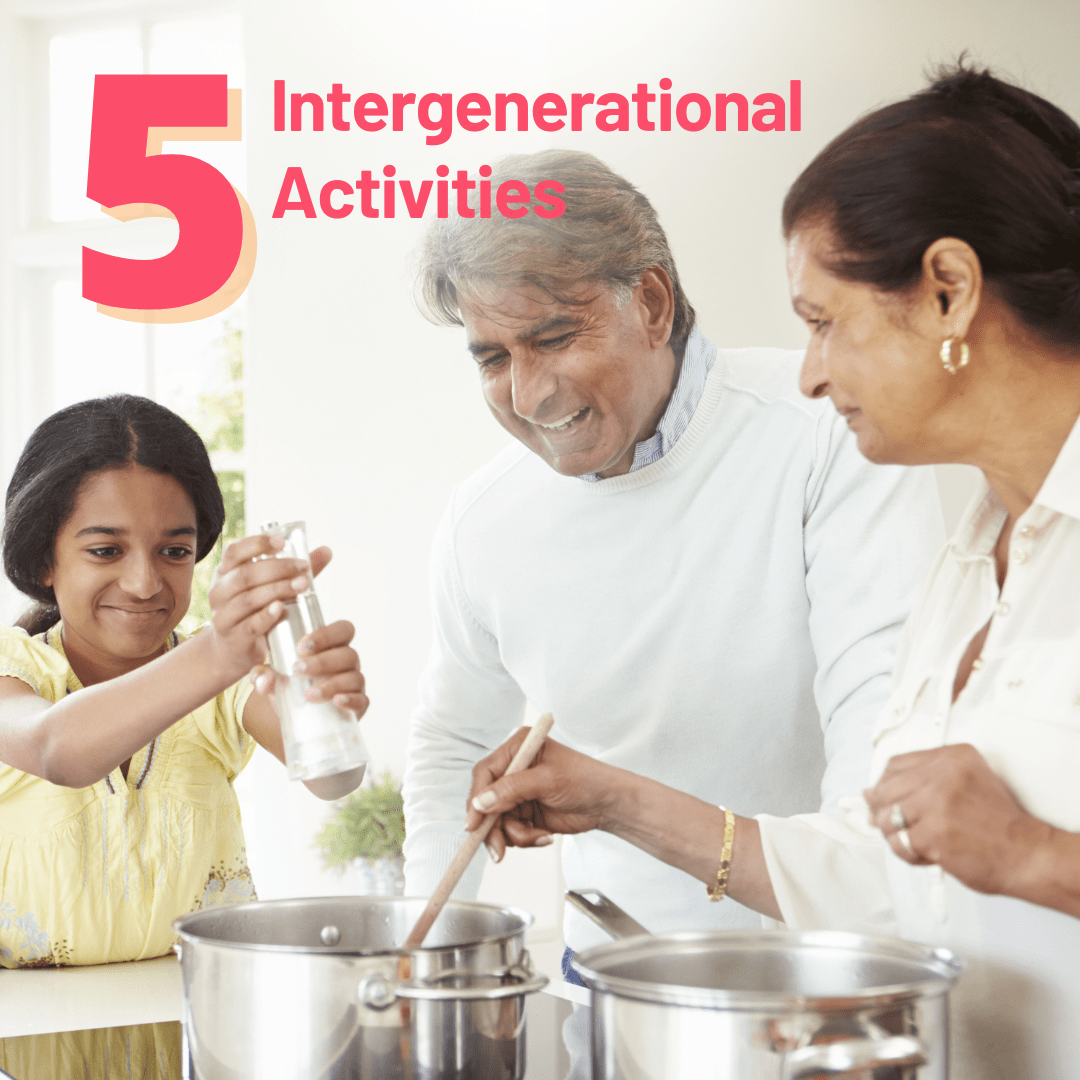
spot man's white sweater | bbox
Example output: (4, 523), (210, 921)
(403, 335), (944, 951)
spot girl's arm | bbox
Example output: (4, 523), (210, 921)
(0, 534), (310, 788)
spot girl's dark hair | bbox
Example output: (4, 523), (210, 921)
(3, 395), (225, 636)
(783, 61), (1080, 348)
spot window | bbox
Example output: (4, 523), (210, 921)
(1, 3), (246, 626)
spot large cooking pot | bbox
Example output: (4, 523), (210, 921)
(567, 891), (963, 1080)
(173, 896), (548, 1080)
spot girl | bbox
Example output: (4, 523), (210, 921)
(0, 394), (368, 968)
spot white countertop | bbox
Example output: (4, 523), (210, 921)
(0, 953), (587, 1040)
(0, 955), (182, 1039)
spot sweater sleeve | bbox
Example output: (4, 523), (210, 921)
(802, 407), (945, 814)
(401, 498), (527, 901)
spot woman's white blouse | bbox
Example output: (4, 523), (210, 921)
(758, 414), (1080, 1080)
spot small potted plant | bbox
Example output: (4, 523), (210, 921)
(315, 771), (406, 895)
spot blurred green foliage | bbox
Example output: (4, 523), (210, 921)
(182, 322), (246, 632)
(199, 321), (244, 453)
(315, 773), (407, 866)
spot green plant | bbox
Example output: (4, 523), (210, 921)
(315, 772), (406, 867)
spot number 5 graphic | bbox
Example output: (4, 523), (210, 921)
(83, 74), (256, 323)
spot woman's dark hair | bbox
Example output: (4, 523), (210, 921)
(783, 61), (1080, 348)
(3, 395), (225, 636)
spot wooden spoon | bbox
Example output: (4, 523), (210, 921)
(402, 713), (555, 950)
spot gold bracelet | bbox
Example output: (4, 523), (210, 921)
(707, 806), (735, 902)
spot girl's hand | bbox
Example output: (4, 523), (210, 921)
(243, 545), (368, 718)
(252, 620), (369, 718)
(865, 743), (1052, 896)
(206, 534), (311, 678)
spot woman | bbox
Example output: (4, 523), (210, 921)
(466, 66), (1080, 1079)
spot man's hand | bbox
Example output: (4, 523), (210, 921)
(466, 729), (623, 862)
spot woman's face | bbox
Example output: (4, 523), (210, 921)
(42, 465), (198, 677)
(787, 228), (958, 465)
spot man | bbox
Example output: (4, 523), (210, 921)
(402, 149), (944, 958)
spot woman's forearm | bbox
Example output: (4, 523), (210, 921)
(469, 735), (783, 919)
(603, 770), (782, 920)
(1012, 824), (1080, 919)
(8, 633), (239, 787)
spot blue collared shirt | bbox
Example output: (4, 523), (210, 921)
(581, 323), (715, 481)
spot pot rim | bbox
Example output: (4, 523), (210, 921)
(173, 895), (535, 956)
(571, 928), (964, 1011)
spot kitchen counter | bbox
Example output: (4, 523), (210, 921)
(0, 955), (183, 1040)
(0, 955), (590, 1079)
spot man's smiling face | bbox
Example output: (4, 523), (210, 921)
(461, 270), (677, 478)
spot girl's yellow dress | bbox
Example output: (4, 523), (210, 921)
(0, 1023), (181, 1080)
(0, 622), (257, 968)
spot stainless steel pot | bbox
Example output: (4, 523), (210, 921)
(173, 896), (548, 1080)
(567, 890), (963, 1080)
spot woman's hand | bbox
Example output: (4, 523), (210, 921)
(466, 730), (624, 862)
(865, 743), (1054, 896)
(206, 534), (311, 678)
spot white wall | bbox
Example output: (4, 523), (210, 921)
(242, 0), (1079, 780)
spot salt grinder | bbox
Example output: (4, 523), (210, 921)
(259, 521), (368, 782)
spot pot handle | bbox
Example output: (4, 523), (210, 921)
(358, 959), (550, 1010)
(565, 890), (651, 940)
(782, 1034), (926, 1079)
(396, 970), (550, 1001)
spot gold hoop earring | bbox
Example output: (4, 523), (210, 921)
(940, 337), (970, 375)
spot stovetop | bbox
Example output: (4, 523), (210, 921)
(0, 991), (582, 1080)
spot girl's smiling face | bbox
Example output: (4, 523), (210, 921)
(42, 465), (199, 682)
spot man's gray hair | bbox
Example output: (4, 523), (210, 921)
(416, 149), (696, 357)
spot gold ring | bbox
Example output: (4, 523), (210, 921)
(897, 828), (915, 858)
